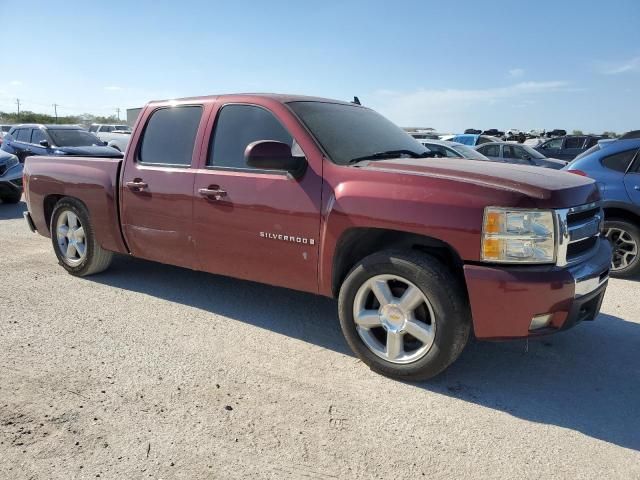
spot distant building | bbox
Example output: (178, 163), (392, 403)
(126, 108), (142, 127)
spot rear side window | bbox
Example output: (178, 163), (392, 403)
(476, 136), (493, 145)
(16, 128), (32, 142)
(102, 125), (114, 133)
(139, 106), (202, 166)
(208, 104), (292, 169)
(601, 149), (637, 173)
(89, 125), (98, 132)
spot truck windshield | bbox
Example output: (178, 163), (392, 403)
(287, 101), (427, 165)
(48, 129), (104, 147)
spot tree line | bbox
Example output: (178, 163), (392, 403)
(0, 111), (122, 125)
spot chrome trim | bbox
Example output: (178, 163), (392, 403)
(574, 274), (608, 297)
(555, 202), (602, 267)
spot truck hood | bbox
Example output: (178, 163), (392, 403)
(362, 157), (598, 207)
(55, 145), (123, 157)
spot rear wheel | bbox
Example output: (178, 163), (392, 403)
(604, 219), (640, 278)
(338, 250), (471, 381)
(50, 198), (113, 276)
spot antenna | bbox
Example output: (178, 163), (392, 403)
(352, 96), (361, 105)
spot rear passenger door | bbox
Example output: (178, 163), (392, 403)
(120, 104), (205, 269)
(192, 102), (322, 293)
(12, 128), (32, 161)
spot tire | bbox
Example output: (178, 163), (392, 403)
(604, 219), (640, 278)
(50, 197), (113, 276)
(338, 250), (471, 381)
(1, 192), (21, 204)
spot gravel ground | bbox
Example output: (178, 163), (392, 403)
(1, 200), (639, 479)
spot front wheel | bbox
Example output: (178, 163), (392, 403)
(604, 219), (640, 278)
(50, 198), (113, 276)
(338, 250), (471, 381)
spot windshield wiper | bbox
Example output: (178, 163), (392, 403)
(348, 149), (427, 164)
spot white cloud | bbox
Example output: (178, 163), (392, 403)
(599, 56), (640, 75)
(9, 80), (23, 86)
(104, 85), (124, 91)
(369, 80), (571, 129)
(508, 68), (524, 78)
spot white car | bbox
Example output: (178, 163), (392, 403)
(88, 124), (132, 152)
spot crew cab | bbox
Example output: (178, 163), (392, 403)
(22, 94), (611, 380)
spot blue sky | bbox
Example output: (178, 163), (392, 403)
(0, 0), (638, 133)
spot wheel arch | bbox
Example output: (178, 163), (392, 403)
(603, 206), (640, 226)
(330, 227), (466, 298)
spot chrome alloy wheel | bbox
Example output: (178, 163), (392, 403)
(353, 274), (436, 364)
(56, 210), (87, 266)
(605, 227), (638, 271)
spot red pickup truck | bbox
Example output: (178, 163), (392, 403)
(22, 94), (611, 380)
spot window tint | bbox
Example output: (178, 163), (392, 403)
(139, 106), (202, 166)
(601, 149), (637, 173)
(89, 125), (98, 132)
(504, 146), (533, 164)
(31, 129), (47, 144)
(480, 144), (501, 157)
(208, 104), (292, 169)
(102, 125), (114, 133)
(544, 138), (563, 149)
(16, 128), (32, 142)
(476, 136), (494, 145)
(585, 137), (597, 148)
(564, 137), (584, 149)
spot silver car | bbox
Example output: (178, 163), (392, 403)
(475, 142), (568, 169)
(419, 139), (491, 160)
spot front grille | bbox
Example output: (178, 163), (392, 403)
(557, 202), (602, 266)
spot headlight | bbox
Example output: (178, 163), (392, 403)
(481, 207), (556, 263)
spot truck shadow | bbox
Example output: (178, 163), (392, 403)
(0, 200), (26, 219)
(91, 255), (640, 452)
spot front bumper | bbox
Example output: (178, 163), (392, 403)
(464, 237), (611, 339)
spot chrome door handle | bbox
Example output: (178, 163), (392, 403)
(199, 187), (227, 200)
(126, 180), (148, 191)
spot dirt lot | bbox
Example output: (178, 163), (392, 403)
(1, 200), (639, 479)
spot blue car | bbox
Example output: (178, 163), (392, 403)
(565, 138), (640, 277)
(0, 150), (23, 203)
(1, 124), (122, 162)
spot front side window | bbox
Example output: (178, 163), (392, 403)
(208, 104), (292, 169)
(601, 149), (637, 173)
(31, 129), (47, 144)
(564, 137), (584, 149)
(479, 144), (500, 157)
(102, 125), (114, 133)
(287, 101), (426, 165)
(139, 106), (202, 166)
(544, 138), (563, 149)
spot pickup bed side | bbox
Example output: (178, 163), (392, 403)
(24, 156), (128, 254)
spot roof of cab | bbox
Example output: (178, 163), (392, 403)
(146, 93), (358, 107)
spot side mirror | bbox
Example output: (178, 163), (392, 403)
(39, 140), (50, 148)
(245, 140), (307, 178)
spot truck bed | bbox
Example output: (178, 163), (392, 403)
(23, 156), (129, 255)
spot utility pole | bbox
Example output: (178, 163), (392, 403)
(16, 98), (20, 117)
(53, 103), (59, 123)
(115, 108), (120, 121)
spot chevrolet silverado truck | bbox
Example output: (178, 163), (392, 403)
(22, 94), (611, 380)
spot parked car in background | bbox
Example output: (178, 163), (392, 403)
(418, 139), (491, 160)
(535, 135), (606, 161)
(0, 125), (13, 146)
(476, 142), (567, 169)
(439, 134), (501, 146)
(1, 124), (122, 162)
(88, 124), (132, 152)
(565, 138), (640, 277)
(0, 150), (23, 203)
